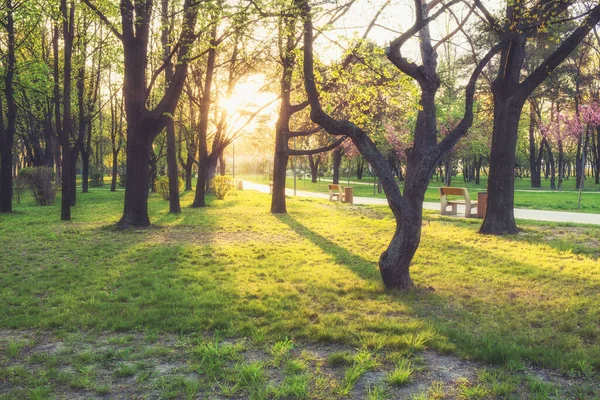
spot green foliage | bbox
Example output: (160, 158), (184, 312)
(19, 167), (55, 206)
(118, 162), (126, 187)
(89, 166), (104, 187)
(13, 176), (27, 204)
(211, 176), (234, 200)
(155, 176), (184, 201)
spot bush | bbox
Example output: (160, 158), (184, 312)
(19, 167), (56, 206)
(118, 162), (126, 187)
(89, 166), (104, 187)
(211, 176), (234, 200)
(13, 176), (27, 204)
(155, 176), (184, 200)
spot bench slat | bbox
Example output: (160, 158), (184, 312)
(440, 187), (466, 196)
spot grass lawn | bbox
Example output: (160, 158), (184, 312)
(240, 173), (600, 214)
(1, 189), (600, 399)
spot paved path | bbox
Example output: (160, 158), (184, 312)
(316, 177), (600, 194)
(242, 181), (600, 226)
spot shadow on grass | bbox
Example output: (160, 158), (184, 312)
(275, 213), (382, 283)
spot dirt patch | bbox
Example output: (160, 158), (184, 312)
(0, 330), (598, 399)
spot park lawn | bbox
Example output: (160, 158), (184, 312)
(1, 189), (600, 399)
(242, 174), (600, 214)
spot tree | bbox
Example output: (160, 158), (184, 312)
(161, 0), (181, 214)
(300, 0), (500, 289)
(83, 0), (199, 227)
(0, 0), (17, 213)
(480, 2), (600, 234)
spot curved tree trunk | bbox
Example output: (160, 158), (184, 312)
(379, 192), (423, 289)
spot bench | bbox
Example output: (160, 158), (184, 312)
(328, 184), (344, 202)
(439, 187), (478, 218)
(269, 181), (273, 194)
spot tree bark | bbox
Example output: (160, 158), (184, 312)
(60, 0), (74, 221)
(119, 123), (157, 227)
(110, 150), (118, 192)
(480, 92), (524, 234)
(528, 103), (541, 188)
(162, 0), (181, 214)
(308, 154), (319, 183)
(218, 152), (226, 176)
(595, 127), (600, 184)
(192, 27), (217, 208)
(0, 0), (15, 213)
(332, 147), (343, 184)
(85, 0), (198, 227)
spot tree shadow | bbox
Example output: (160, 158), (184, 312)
(274, 213), (382, 284)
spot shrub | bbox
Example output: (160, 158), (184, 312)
(19, 167), (56, 206)
(89, 166), (104, 187)
(211, 176), (234, 200)
(118, 162), (126, 187)
(13, 176), (27, 204)
(155, 176), (184, 200)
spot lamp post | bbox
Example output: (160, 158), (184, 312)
(293, 136), (297, 196)
(232, 139), (235, 181)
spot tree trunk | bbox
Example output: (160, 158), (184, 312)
(184, 163), (193, 191)
(69, 146), (77, 206)
(110, 150), (118, 192)
(480, 94), (524, 235)
(474, 156), (482, 185)
(219, 152), (226, 176)
(356, 158), (364, 179)
(149, 150), (158, 193)
(271, 144), (288, 213)
(81, 149), (89, 193)
(557, 141), (564, 191)
(162, 0), (181, 214)
(193, 159), (209, 207)
(529, 103), (541, 188)
(379, 192), (423, 290)
(332, 147), (343, 184)
(205, 157), (217, 193)
(443, 158), (452, 186)
(165, 119), (181, 213)
(60, 1), (74, 221)
(596, 127), (600, 184)
(118, 132), (153, 227)
(0, 0), (15, 213)
(308, 154), (319, 183)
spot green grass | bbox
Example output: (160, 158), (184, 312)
(241, 173), (600, 213)
(1, 188), (600, 398)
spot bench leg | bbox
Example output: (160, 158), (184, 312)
(465, 205), (472, 218)
(440, 204), (457, 215)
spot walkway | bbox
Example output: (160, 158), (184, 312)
(242, 181), (600, 226)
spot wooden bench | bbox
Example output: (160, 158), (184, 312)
(328, 184), (344, 202)
(439, 187), (478, 218)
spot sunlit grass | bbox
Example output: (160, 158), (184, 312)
(1, 188), (600, 398)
